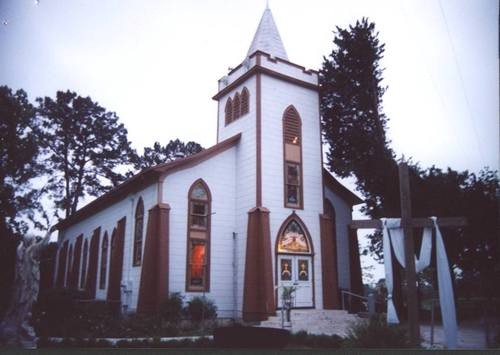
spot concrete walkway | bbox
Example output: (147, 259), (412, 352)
(420, 321), (492, 349)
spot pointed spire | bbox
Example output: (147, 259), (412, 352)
(247, 7), (288, 60)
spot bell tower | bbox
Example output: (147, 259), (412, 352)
(212, 7), (324, 320)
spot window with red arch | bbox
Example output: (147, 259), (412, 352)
(241, 87), (249, 115)
(186, 180), (211, 291)
(99, 232), (108, 289)
(225, 97), (233, 125)
(67, 244), (73, 287)
(224, 87), (249, 125)
(80, 239), (89, 289)
(233, 92), (241, 119)
(283, 106), (303, 209)
(133, 198), (144, 266)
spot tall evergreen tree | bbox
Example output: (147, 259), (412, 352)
(320, 18), (499, 299)
(320, 18), (400, 219)
(133, 139), (203, 171)
(0, 86), (44, 316)
(37, 91), (136, 218)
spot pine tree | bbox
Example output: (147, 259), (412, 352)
(320, 18), (401, 219)
(133, 139), (203, 171)
(36, 91), (136, 218)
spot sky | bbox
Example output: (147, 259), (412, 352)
(1, 0), (498, 283)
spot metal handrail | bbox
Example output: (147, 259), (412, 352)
(341, 290), (368, 311)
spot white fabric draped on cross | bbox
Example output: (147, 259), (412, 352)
(382, 217), (458, 349)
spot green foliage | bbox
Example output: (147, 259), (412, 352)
(36, 91), (136, 218)
(344, 316), (411, 348)
(0, 86), (45, 235)
(281, 286), (297, 301)
(289, 331), (344, 348)
(160, 292), (184, 323)
(34, 290), (220, 338)
(320, 18), (500, 299)
(185, 296), (217, 322)
(133, 139), (203, 171)
(0, 86), (46, 316)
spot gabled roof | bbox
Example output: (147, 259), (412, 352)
(55, 133), (241, 230)
(322, 168), (364, 206)
(247, 7), (288, 60)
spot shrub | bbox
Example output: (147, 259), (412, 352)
(185, 296), (217, 322)
(33, 288), (99, 337)
(344, 315), (412, 348)
(160, 292), (184, 323)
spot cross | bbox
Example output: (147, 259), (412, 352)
(350, 162), (467, 346)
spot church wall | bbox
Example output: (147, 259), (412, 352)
(260, 73), (325, 309)
(217, 77), (257, 316)
(162, 146), (237, 318)
(259, 54), (318, 85)
(218, 56), (257, 91)
(55, 183), (158, 312)
(324, 187), (352, 291)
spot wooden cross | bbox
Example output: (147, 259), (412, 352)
(350, 162), (467, 346)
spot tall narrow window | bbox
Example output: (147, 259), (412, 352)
(283, 106), (303, 208)
(67, 245), (73, 286)
(80, 239), (88, 289)
(233, 92), (241, 119)
(225, 97), (233, 125)
(133, 198), (144, 266)
(186, 179), (211, 292)
(241, 87), (249, 115)
(99, 233), (108, 289)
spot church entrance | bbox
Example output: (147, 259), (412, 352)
(277, 255), (313, 307)
(276, 215), (314, 308)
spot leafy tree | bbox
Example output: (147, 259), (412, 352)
(133, 139), (203, 171)
(320, 18), (401, 219)
(0, 86), (44, 316)
(36, 91), (136, 218)
(320, 18), (499, 300)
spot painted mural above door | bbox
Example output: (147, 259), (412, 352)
(277, 220), (310, 254)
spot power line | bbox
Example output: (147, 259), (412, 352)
(397, 2), (476, 168)
(437, 0), (486, 163)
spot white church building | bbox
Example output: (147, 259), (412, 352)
(53, 7), (363, 321)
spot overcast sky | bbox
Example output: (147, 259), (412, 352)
(1, 0), (498, 282)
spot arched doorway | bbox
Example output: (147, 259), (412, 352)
(276, 214), (314, 308)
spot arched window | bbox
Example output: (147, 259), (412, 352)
(67, 244), (73, 287)
(241, 87), (249, 115)
(225, 97), (233, 125)
(233, 92), (241, 120)
(133, 198), (144, 266)
(277, 219), (311, 254)
(99, 233), (108, 289)
(80, 239), (89, 289)
(283, 106), (303, 208)
(186, 179), (211, 292)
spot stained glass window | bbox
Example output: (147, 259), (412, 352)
(187, 180), (211, 291)
(277, 220), (310, 253)
(280, 258), (292, 281)
(298, 259), (309, 281)
(133, 198), (144, 266)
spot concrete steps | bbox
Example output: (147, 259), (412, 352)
(259, 309), (363, 337)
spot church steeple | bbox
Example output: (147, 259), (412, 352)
(246, 7), (288, 60)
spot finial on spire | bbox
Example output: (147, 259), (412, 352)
(266, 0), (269, 9)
